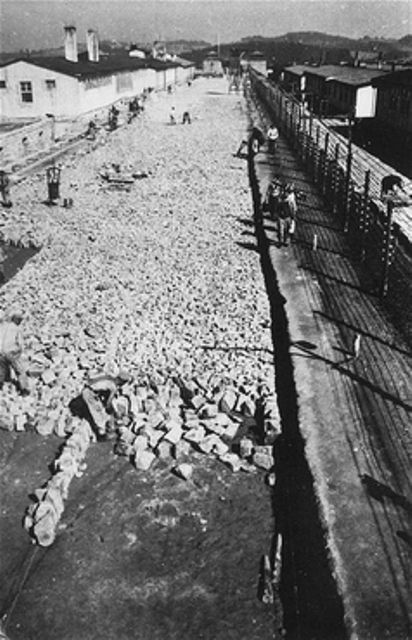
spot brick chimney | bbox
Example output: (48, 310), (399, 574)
(87, 29), (99, 63)
(64, 26), (78, 62)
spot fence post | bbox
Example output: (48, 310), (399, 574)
(343, 146), (353, 232)
(359, 170), (370, 263)
(380, 201), (396, 298)
(322, 132), (330, 195)
(332, 144), (340, 215)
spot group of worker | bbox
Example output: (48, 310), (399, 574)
(265, 179), (298, 246)
(235, 123), (297, 246)
(235, 123), (279, 159)
(169, 107), (192, 125)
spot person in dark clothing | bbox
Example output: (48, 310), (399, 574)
(81, 371), (132, 439)
(265, 180), (282, 221)
(277, 183), (297, 246)
(182, 111), (191, 124)
(380, 174), (411, 205)
(0, 171), (12, 207)
(248, 127), (265, 157)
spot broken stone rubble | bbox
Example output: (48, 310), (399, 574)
(22, 371), (280, 547)
(0, 89), (275, 433)
(24, 419), (94, 547)
(2, 80), (284, 548)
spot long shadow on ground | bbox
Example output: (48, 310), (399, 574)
(247, 154), (347, 640)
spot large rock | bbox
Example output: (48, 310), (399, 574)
(134, 449), (156, 471)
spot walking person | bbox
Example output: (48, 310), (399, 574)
(267, 123), (279, 154)
(0, 170), (12, 208)
(0, 309), (29, 393)
(265, 180), (282, 221)
(277, 183), (297, 246)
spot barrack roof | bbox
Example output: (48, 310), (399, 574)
(304, 64), (388, 86)
(372, 68), (412, 87)
(0, 53), (180, 78)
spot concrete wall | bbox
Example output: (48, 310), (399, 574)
(78, 68), (157, 113)
(0, 60), (80, 118)
(0, 117), (55, 169)
(175, 65), (194, 84)
(165, 67), (176, 87)
(154, 69), (166, 91)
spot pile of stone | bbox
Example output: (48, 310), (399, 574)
(23, 368), (281, 546)
(110, 373), (280, 476)
(23, 419), (94, 547)
(0, 78), (275, 464)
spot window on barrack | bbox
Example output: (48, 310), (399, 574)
(45, 79), (56, 89)
(0, 80), (6, 89)
(20, 81), (33, 102)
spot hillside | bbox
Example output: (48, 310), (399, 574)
(184, 31), (412, 70)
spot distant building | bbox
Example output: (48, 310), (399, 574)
(372, 69), (412, 137)
(241, 51), (267, 75)
(152, 41), (167, 60)
(0, 27), (194, 119)
(282, 65), (307, 94)
(129, 45), (147, 59)
(202, 52), (224, 76)
(350, 50), (383, 68)
(303, 65), (387, 117)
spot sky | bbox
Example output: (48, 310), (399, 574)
(0, 0), (410, 53)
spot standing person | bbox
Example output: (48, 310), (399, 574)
(278, 183), (297, 246)
(267, 124), (279, 154)
(0, 309), (29, 393)
(265, 180), (282, 221)
(235, 139), (248, 157)
(169, 106), (176, 125)
(0, 170), (12, 207)
(248, 126), (265, 157)
(182, 111), (191, 124)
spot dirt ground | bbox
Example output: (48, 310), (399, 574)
(0, 429), (276, 640)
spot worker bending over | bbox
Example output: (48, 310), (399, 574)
(0, 309), (29, 393)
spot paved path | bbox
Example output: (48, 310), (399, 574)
(250, 114), (412, 639)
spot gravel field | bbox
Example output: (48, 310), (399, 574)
(0, 77), (274, 428)
(0, 78), (280, 640)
